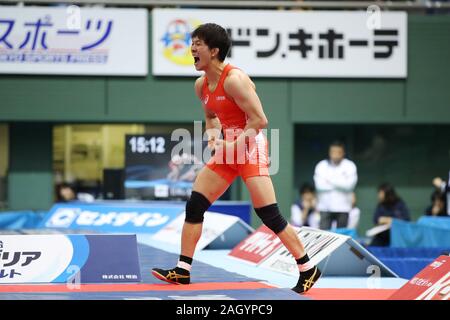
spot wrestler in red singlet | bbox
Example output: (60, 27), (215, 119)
(201, 63), (269, 184)
(152, 23), (321, 294)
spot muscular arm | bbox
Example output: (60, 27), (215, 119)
(195, 77), (222, 146)
(222, 69), (267, 148)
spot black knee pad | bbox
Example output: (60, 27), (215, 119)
(185, 191), (211, 224)
(255, 203), (288, 234)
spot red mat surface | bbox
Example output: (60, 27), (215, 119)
(0, 283), (399, 300)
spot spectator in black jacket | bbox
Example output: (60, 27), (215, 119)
(370, 183), (410, 246)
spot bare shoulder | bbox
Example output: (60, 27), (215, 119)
(194, 76), (205, 99)
(224, 68), (256, 91)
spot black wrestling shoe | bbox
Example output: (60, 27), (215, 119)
(292, 266), (321, 294)
(151, 267), (191, 285)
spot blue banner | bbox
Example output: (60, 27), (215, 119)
(39, 202), (184, 233)
(0, 234), (141, 283)
(417, 216), (450, 230)
(0, 211), (47, 229)
(390, 218), (450, 248)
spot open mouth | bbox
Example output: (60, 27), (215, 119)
(193, 57), (200, 64)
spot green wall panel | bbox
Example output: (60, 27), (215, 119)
(406, 16), (450, 122)
(8, 123), (53, 211)
(290, 79), (405, 123)
(107, 77), (202, 122)
(0, 77), (106, 121)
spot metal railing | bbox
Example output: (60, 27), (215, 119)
(0, 0), (450, 10)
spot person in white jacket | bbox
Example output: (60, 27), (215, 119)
(313, 141), (358, 230)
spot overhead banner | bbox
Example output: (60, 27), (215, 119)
(0, 234), (141, 284)
(40, 203), (183, 233)
(0, 6), (148, 75)
(152, 8), (407, 78)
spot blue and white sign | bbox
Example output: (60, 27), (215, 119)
(0, 6), (148, 75)
(0, 234), (141, 283)
(40, 203), (183, 233)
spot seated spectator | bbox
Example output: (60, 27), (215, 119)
(432, 173), (449, 215)
(425, 190), (448, 217)
(56, 182), (95, 203)
(291, 183), (320, 229)
(370, 183), (410, 246)
(347, 192), (361, 229)
(291, 185), (360, 230)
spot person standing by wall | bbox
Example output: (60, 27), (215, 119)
(313, 141), (358, 230)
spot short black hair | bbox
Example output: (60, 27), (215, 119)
(191, 23), (231, 62)
(329, 140), (345, 150)
(59, 182), (74, 190)
(300, 183), (315, 195)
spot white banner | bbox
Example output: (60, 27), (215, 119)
(152, 8), (407, 78)
(0, 235), (74, 283)
(0, 6), (148, 75)
(259, 227), (348, 276)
